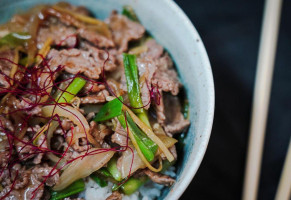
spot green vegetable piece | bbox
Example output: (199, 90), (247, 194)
(50, 179), (85, 200)
(56, 77), (87, 103)
(122, 5), (139, 22)
(107, 156), (122, 181)
(123, 53), (150, 126)
(121, 177), (148, 195)
(117, 113), (157, 162)
(98, 168), (113, 178)
(90, 174), (108, 187)
(0, 32), (31, 47)
(94, 97), (123, 122)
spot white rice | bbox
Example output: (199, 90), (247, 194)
(80, 167), (176, 200)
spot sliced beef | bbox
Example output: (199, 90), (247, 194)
(78, 28), (114, 48)
(0, 150), (9, 168)
(0, 115), (14, 132)
(152, 68), (180, 96)
(32, 165), (59, 187)
(48, 47), (116, 80)
(0, 187), (21, 200)
(33, 134), (48, 164)
(15, 136), (36, 161)
(82, 82), (105, 94)
(106, 191), (122, 200)
(37, 22), (77, 49)
(140, 39), (164, 59)
(0, 50), (14, 92)
(152, 54), (181, 95)
(0, 165), (58, 200)
(111, 121), (128, 146)
(18, 97), (42, 116)
(90, 121), (111, 145)
(137, 57), (157, 109)
(66, 126), (92, 152)
(154, 90), (166, 124)
(80, 90), (109, 104)
(163, 93), (190, 135)
(108, 11), (145, 52)
(143, 169), (175, 186)
(82, 43), (117, 72)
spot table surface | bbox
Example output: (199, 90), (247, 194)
(174, 0), (291, 199)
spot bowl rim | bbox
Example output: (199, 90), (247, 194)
(163, 0), (215, 199)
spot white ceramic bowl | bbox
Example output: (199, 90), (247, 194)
(0, 0), (215, 199)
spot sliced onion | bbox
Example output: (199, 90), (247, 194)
(42, 105), (98, 146)
(118, 135), (177, 179)
(53, 148), (114, 191)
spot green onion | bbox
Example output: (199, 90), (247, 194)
(117, 113), (158, 162)
(93, 97), (123, 122)
(107, 156), (122, 181)
(112, 176), (147, 195)
(123, 53), (150, 126)
(0, 32), (31, 47)
(122, 5), (139, 22)
(90, 174), (108, 187)
(121, 177), (148, 195)
(50, 179), (85, 200)
(56, 77), (86, 103)
(98, 168), (113, 178)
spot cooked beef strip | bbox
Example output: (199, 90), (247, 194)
(0, 50), (14, 92)
(106, 191), (122, 200)
(111, 121), (128, 146)
(18, 97), (42, 116)
(82, 43), (117, 71)
(78, 28), (114, 48)
(90, 121), (111, 145)
(163, 93), (190, 135)
(37, 22), (77, 49)
(15, 136), (35, 161)
(82, 81), (105, 94)
(143, 169), (175, 186)
(111, 132), (127, 146)
(0, 187), (22, 200)
(0, 165), (59, 200)
(107, 11), (145, 52)
(149, 53), (181, 96)
(137, 57), (157, 110)
(32, 134), (48, 165)
(140, 39), (164, 59)
(152, 67), (180, 96)
(80, 90), (109, 104)
(48, 47), (116, 79)
(154, 90), (166, 124)
(32, 165), (59, 187)
(0, 115), (14, 132)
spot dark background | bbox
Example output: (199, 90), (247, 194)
(174, 0), (291, 200)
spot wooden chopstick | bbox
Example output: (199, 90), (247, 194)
(242, 0), (283, 200)
(275, 140), (291, 200)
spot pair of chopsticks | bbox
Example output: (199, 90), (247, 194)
(242, 0), (291, 200)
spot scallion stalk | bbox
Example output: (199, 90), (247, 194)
(117, 113), (157, 162)
(56, 77), (86, 103)
(123, 53), (150, 127)
(50, 179), (85, 200)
